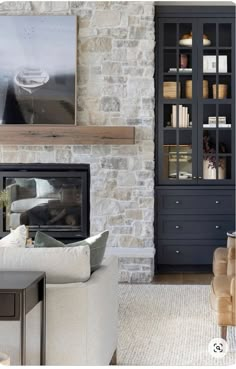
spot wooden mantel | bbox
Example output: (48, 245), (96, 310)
(0, 125), (135, 145)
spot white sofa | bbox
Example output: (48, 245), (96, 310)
(0, 256), (118, 366)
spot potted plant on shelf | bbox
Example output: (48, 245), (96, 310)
(0, 189), (9, 208)
(203, 134), (226, 179)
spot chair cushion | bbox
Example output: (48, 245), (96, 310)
(34, 230), (109, 272)
(213, 247), (228, 276)
(0, 225), (27, 248)
(0, 244), (90, 284)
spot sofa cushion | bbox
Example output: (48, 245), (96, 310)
(0, 225), (27, 248)
(0, 245), (90, 283)
(34, 230), (109, 272)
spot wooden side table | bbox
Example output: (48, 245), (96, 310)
(0, 271), (46, 365)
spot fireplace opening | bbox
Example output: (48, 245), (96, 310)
(0, 164), (90, 242)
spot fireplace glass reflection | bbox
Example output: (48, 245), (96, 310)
(5, 177), (82, 231)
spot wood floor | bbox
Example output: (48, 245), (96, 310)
(152, 273), (213, 285)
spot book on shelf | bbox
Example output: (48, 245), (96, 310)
(171, 105), (177, 127)
(171, 105), (190, 127)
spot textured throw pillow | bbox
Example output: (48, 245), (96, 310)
(34, 230), (109, 272)
(0, 225), (27, 248)
(68, 231), (109, 272)
(34, 231), (65, 248)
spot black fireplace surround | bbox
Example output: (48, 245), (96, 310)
(0, 164), (90, 242)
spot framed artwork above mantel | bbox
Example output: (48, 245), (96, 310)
(0, 16), (135, 145)
(0, 15), (77, 125)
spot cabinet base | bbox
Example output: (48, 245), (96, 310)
(156, 264), (213, 273)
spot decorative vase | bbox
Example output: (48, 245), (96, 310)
(203, 159), (226, 179)
(0, 353), (10, 366)
(180, 54), (188, 68)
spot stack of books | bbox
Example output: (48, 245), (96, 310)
(171, 105), (190, 127)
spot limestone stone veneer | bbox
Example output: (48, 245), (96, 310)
(0, 1), (155, 283)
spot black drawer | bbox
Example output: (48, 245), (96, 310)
(156, 189), (235, 215)
(158, 244), (217, 265)
(0, 293), (15, 317)
(158, 215), (235, 240)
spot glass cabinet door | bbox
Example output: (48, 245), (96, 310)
(198, 20), (235, 183)
(158, 19), (198, 183)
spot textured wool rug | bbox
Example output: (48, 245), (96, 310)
(118, 284), (236, 366)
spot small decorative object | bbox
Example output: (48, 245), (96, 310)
(0, 353), (10, 366)
(186, 80), (208, 99)
(213, 84), (227, 99)
(163, 82), (181, 99)
(179, 32), (211, 46)
(180, 54), (188, 68)
(203, 55), (227, 73)
(205, 116), (230, 128)
(203, 159), (226, 179)
(203, 134), (226, 179)
(208, 116), (227, 124)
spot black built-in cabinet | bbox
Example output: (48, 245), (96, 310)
(155, 6), (235, 272)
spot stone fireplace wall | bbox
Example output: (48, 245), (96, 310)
(0, 1), (155, 283)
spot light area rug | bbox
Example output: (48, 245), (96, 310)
(118, 284), (236, 366)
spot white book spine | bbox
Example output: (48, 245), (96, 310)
(179, 105), (182, 128)
(183, 107), (187, 127)
(172, 105), (176, 127)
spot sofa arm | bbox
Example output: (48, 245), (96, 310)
(45, 256), (118, 366)
(86, 256), (118, 365)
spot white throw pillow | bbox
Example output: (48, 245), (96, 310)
(0, 225), (27, 248)
(0, 245), (90, 283)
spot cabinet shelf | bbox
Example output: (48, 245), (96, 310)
(203, 73), (232, 76)
(163, 127), (192, 130)
(162, 99), (192, 103)
(201, 99), (232, 104)
(203, 46), (232, 50)
(164, 72), (193, 76)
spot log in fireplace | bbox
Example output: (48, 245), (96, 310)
(0, 164), (90, 242)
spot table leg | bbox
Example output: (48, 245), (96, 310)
(20, 291), (26, 365)
(40, 276), (46, 365)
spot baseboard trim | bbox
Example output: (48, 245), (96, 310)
(105, 247), (155, 258)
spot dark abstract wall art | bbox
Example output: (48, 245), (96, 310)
(0, 16), (76, 124)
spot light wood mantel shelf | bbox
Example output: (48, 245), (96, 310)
(0, 125), (135, 145)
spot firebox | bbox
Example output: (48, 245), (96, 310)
(0, 164), (90, 242)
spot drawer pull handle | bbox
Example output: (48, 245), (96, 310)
(193, 176), (197, 179)
(175, 200), (180, 204)
(176, 250), (180, 254)
(175, 225), (180, 229)
(216, 200), (220, 204)
(198, 176), (202, 179)
(215, 225), (220, 229)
